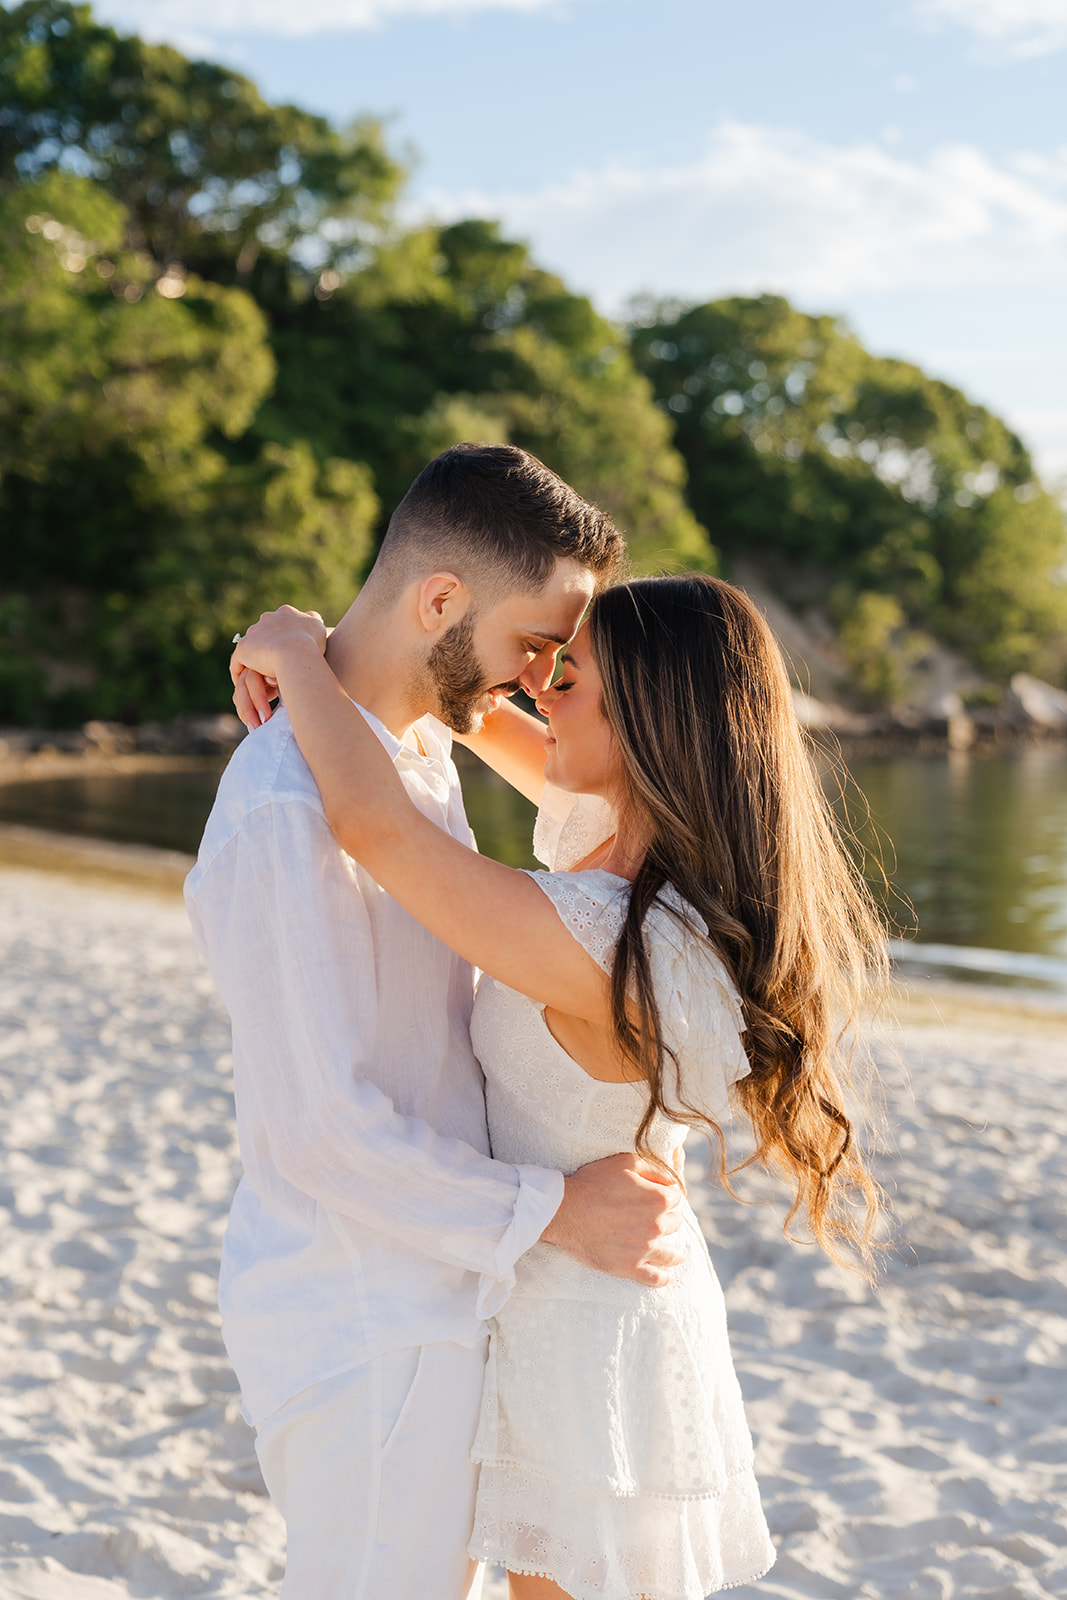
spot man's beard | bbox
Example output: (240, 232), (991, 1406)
(426, 613), (518, 735)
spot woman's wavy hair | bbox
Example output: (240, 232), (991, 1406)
(588, 574), (887, 1271)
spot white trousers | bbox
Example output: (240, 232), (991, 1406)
(254, 1339), (489, 1600)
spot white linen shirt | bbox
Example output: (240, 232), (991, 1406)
(185, 704), (564, 1426)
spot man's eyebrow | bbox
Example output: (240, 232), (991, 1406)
(525, 631), (571, 648)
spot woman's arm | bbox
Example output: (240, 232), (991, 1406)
(453, 698), (552, 807)
(232, 611), (553, 806)
(235, 630), (554, 804)
(231, 615), (611, 1027)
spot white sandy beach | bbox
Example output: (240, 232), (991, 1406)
(0, 865), (1065, 1600)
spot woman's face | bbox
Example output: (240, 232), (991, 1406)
(535, 622), (620, 798)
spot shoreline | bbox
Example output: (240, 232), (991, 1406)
(1, 704), (1065, 789)
(0, 821), (195, 896)
(0, 750), (226, 786)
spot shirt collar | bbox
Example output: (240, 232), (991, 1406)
(355, 703), (437, 767)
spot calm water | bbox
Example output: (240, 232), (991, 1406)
(2, 746), (1065, 976)
(839, 748), (1067, 960)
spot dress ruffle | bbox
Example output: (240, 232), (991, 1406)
(470, 1459), (774, 1600)
(470, 1212), (776, 1596)
(532, 783), (617, 874)
(525, 867), (752, 1126)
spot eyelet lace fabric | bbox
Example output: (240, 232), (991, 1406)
(468, 790), (774, 1598)
(531, 782), (617, 875)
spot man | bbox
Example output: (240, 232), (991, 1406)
(185, 444), (684, 1599)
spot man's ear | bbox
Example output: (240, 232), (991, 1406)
(415, 571), (471, 636)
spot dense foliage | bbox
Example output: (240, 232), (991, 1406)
(0, 1), (1063, 723)
(0, 166), (379, 720)
(631, 295), (1067, 688)
(254, 218), (708, 576)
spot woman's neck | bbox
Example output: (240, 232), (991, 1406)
(574, 816), (648, 881)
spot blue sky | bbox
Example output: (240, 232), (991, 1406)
(96, 0), (1067, 482)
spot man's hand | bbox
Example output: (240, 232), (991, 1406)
(540, 1152), (686, 1287)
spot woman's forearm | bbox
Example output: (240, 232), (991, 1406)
(273, 644), (411, 856)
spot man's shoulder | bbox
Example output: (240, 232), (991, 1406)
(193, 712), (325, 870)
(220, 709), (323, 807)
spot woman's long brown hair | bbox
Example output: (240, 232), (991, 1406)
(588, 575), (887, 1272)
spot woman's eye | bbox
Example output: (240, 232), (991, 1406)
(555, 679), (574, 693)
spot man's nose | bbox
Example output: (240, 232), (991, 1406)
(520, 657), (557, 697)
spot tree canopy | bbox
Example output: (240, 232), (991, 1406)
(0, 167), (378, 721)
(0, 1), (1063, 725)
(0, 0), (400, 274)
(256, 218), (708, 575)
(630, 294), (1067, 684)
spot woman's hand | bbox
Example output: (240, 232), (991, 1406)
(231, 607), (328, 730)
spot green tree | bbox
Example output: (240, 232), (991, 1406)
(0, 171), (377, 721)
(835, 591), (931, 707)
(0, 0), (401, 279)
(258, 219), (710, 573)
(630, 294), (1067, 682)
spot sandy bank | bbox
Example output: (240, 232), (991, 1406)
(0, 867), (1064, 1599)
(0, 824), (193, 898)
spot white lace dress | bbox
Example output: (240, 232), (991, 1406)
(467, 788), (776, 1599)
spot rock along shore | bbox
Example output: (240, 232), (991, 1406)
(0, 714), (246, 782)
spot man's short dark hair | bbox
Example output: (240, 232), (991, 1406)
(376, 443), (625, 595)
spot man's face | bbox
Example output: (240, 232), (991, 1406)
(427, 558), (595, 735)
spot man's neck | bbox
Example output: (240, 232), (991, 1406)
(325, 592), (428, 744)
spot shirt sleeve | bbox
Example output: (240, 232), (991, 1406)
(185, 795), (563, 1319)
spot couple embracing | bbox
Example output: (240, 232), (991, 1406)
(187, 444), (881, 1600)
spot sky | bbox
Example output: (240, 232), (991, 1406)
(94, 0), (1067, 483)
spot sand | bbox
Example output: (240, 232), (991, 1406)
(0, 865), (1064, 1600)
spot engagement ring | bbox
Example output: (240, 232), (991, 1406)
(232, 632), (242, 644)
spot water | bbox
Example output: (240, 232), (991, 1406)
(834, 747), (1067, 965)
(0, 752), (542, 868)
(0, 764), (226, 858)
(1, 746), (1065, 984)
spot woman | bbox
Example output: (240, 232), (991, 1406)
(230, 573), (885, 1600)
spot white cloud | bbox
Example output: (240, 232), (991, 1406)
(94, 0), (561, 40)
(916, 0), (1067, 58)
(418, 122), (1067, 310)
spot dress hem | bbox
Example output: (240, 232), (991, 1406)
(467, 1550), (777, 1599)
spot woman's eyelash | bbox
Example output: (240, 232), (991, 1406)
(555, 680), (574, 693)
